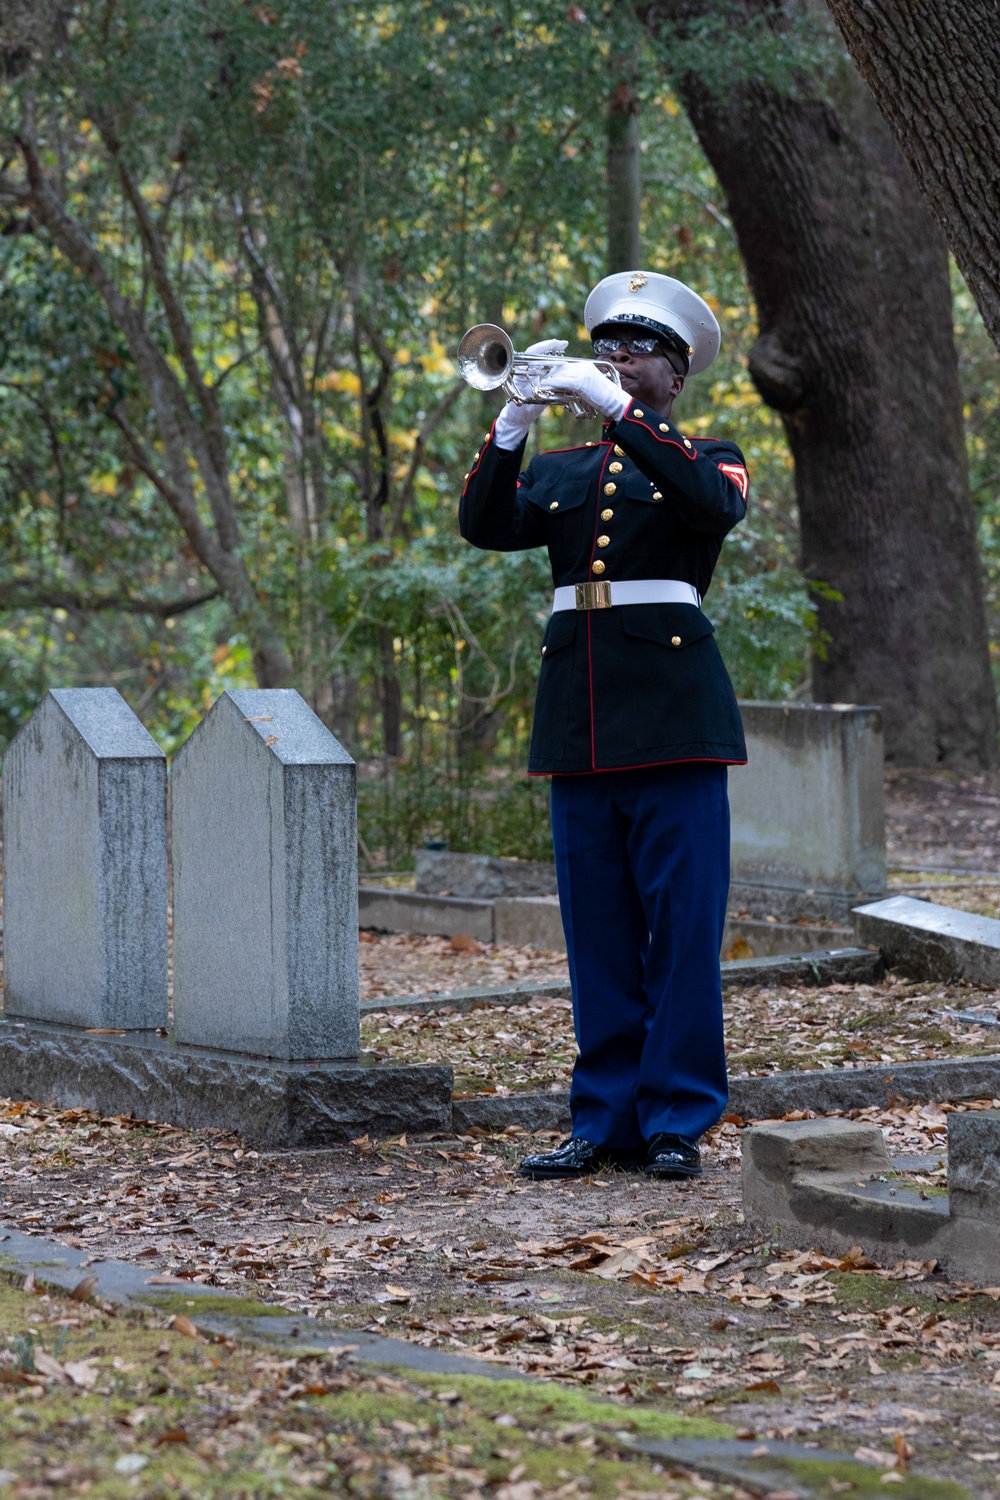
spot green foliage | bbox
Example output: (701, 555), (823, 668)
(0, 0), (959, 858)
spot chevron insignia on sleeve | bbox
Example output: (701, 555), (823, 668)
(718, 462), (749, 499)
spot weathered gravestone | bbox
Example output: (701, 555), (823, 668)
(0, 688), (452, 1144)
(2, 688), (167, 1030)
(728, 702), (887, 920)
(171, 689), (359, 1060)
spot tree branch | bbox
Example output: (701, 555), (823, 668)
(0, 583), (220, 616)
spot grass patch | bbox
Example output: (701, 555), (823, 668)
(781, 1454), (966, 1498)
(137, 1292), (288, 1318)
(828, 1271), (941, 1316)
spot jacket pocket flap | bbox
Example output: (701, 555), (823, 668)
(542, 610), (579, 654)
(620, 603), (713, 648)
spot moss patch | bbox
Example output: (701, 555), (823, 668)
(781, 1454), (966, 1498)
(137, 1291), (288, 1318)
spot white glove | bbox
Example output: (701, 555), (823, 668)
(549, 361), (632, 421)
(493, 338), (568, 450)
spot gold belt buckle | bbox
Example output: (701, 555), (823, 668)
(575, 581), (612, 610)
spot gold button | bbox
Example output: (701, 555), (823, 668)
(659, 422), (669, 432)
(585, 440), (597, 447)
(549, 501), (559, 511)
(473, 453), (480, 462)
(671, 635), (682, 646)
(597, 535), (610, 548)
(614, 445), (625, 457)
(633, 408), (644, 418)
(592, 560), (606, 575)
(603, 482), (617, 496)
(683, 438), (692, 449)
(464, 472), (470, 481)
(601, 508), (614, 521)
(484, 432), (492, 442)
(652, 490), (662, 500)
(541, 645), (547, 656)
(609, 461), (623, 474)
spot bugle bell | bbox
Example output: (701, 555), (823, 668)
(456, 323), (621, 421)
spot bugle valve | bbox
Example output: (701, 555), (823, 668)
(457, 323), (621, 421)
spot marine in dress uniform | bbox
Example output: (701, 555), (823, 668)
(459, 272), (749, 1180)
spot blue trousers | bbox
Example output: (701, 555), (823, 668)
(550, 763), (730, 1149)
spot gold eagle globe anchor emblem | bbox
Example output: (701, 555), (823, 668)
(627, 272), (648, 292)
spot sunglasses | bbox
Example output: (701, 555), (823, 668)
(592, 335), (667, 357)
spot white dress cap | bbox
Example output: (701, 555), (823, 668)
(584, 271), (721, 376)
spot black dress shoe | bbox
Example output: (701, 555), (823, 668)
(519, 1137), (643, 1180)
(643, 1132), (702, 1178)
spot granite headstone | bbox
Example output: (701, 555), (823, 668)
(2, 688), (168, 1029)
(171, 689), (359, 1060)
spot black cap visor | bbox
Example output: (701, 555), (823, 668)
(591, 314), (691, 373)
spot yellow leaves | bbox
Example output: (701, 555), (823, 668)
(89, 471), (118, 496)
(419, 337), (454, 375)
(317, 369), (362, 394)
(395, 348), (412, 366)
(702, 293), (721, 313)
(79, 119), (93, 133)
(660, 92), (681, 118)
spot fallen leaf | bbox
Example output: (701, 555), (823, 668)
(450, 934), (483, 953)
(34, 1351), (67, 1381)
(155, 1429), (190, 1446)
(383, 1284), (413, 1301)
(69, 1274), (99, 1302)
(64, 1359), (100, 1390)
(171, 1314), (202, 1339)
(854, 1446), (899, 1469)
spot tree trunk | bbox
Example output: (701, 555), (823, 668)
(823, 0), (1000, 353)
(608, 6), (643, 272)
(647, 2), (998, 766)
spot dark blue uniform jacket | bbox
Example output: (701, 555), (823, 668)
(459, 400), (749, 775)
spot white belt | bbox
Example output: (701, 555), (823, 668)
(552, 579), (701, 612)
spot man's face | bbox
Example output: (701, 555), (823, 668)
(594, 328), (686, 415)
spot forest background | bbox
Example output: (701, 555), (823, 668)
(0, 0), (998, 866)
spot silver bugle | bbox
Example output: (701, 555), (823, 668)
(456, 323), (621, 420)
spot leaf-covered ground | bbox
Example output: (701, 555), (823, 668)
(360, 977), (1000, 1097)
(0, 1277), (748, 1500)
(2, 1094), (1000, 1495)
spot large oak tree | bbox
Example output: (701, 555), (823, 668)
(823, 0), (1000, 355)
(645, 0), (998, 766)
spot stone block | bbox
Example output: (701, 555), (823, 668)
(2, 688), (167, 1030)
(853, 894), (1000, 984)
(414, 849), (557, 898)
(947, 1109), (1000, 1223)
(359, 887), (495, 942)
(172, 689), (359, 1061)
(494, 896), (565, 951)
(741, 1119), (889, 1232)
(0, 1017), (452, 1146)
(729, 702), (886, 920)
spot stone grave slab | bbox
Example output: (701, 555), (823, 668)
(172, 689), (359, 1061)
(2, 688), (167, 1030)
(853, 894), (1000, 984)
(742, 1111), (1000, 1283)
